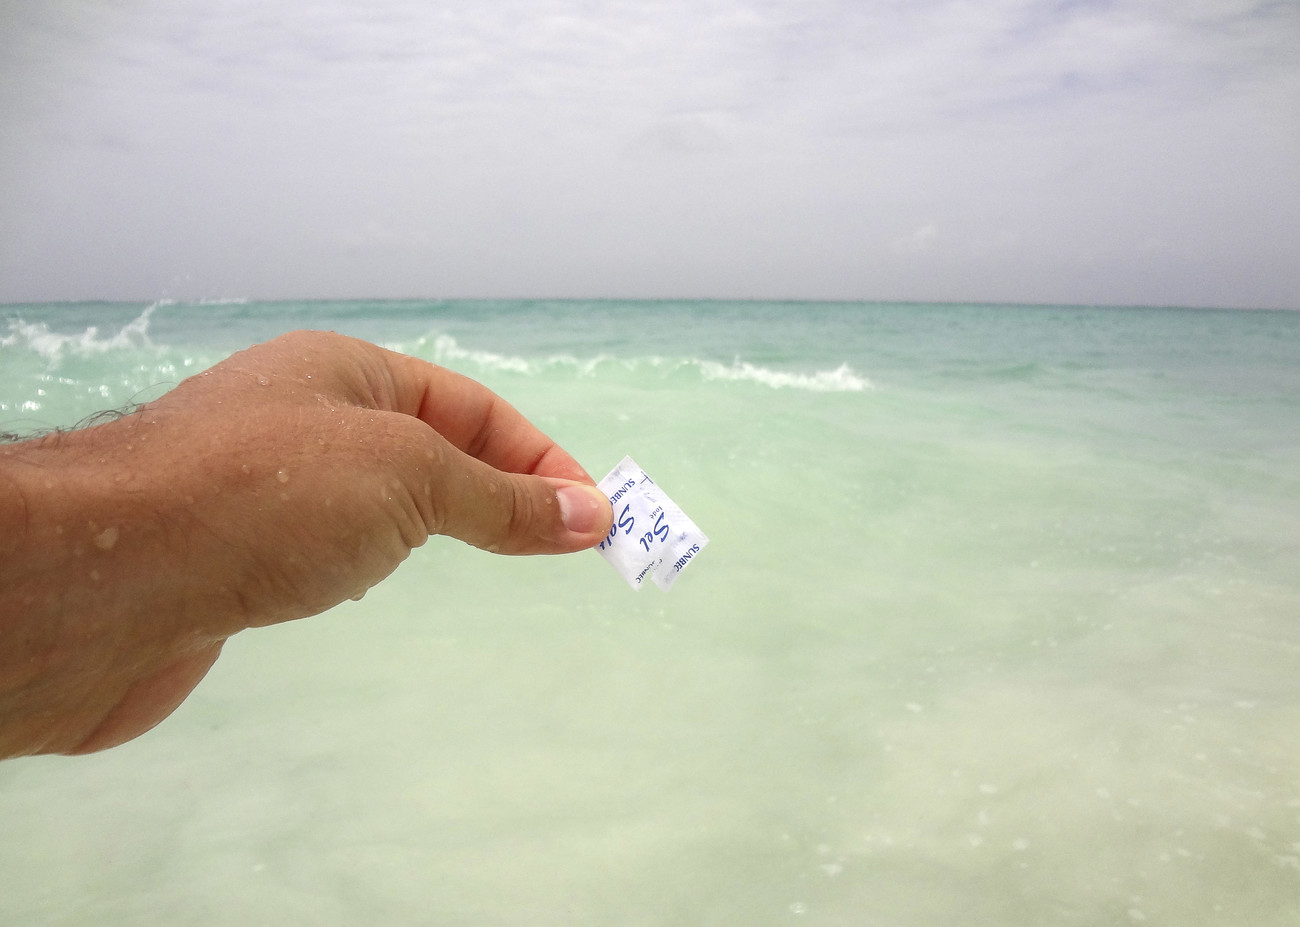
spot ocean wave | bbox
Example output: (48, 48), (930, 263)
(698, 359), (870, 392)
(2, 303), (160, 364)
(422, 333), (558, 375)
(411, 333), (871, 392)
(2, 311), (870, 395)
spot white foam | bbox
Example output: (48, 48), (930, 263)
(2, 302), (159, 364)
(411, 333), (870, 393)
(423, 333), (542, 375)
(698, 359), (871, 392)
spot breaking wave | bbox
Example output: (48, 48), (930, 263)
(413, 333), (871, 392)
(2, 302), (160, 364)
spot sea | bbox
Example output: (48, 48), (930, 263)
(1, 299), (1298, 926)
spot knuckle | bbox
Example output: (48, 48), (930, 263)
(500, 477), (542, 552)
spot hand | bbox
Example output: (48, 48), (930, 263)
(0, 331), (613, 758)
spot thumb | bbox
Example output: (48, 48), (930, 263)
(421, 454), (614, 556)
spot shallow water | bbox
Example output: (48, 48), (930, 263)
(2, 300), (1298, 925)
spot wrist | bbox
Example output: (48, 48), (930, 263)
(0, 419), (226, 756)
(1, 425), (165, 607)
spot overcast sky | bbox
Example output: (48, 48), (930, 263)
(1, 0), (1297, 308)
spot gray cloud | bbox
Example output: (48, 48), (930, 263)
(1, 0), (1297, 306)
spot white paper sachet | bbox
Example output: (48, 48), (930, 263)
(595, 456), (708, 591)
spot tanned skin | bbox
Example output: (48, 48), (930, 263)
(0, 331), (612, 759)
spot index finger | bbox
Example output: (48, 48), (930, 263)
(379, 345), (596, 485)
(221, 332), (597, 485)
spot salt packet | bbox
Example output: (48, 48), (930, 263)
(595, 456), (708, 591)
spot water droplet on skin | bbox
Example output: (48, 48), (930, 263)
(89, 569), (101, 582)
(256, 375), (271, 387)
(93, 526), (119, 551)
(241, 464), (251, 475)
(276, 470), (289, 483)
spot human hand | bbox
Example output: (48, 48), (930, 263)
(0, 331), (613, 757)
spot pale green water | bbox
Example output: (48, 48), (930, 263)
(2, 300), (1298, 925)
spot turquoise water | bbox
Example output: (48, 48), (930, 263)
(2, 300), (1299, 925)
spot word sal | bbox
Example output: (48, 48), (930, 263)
(595, 456), (709, 591)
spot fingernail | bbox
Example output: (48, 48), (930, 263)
(555, 484), (607, 534)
